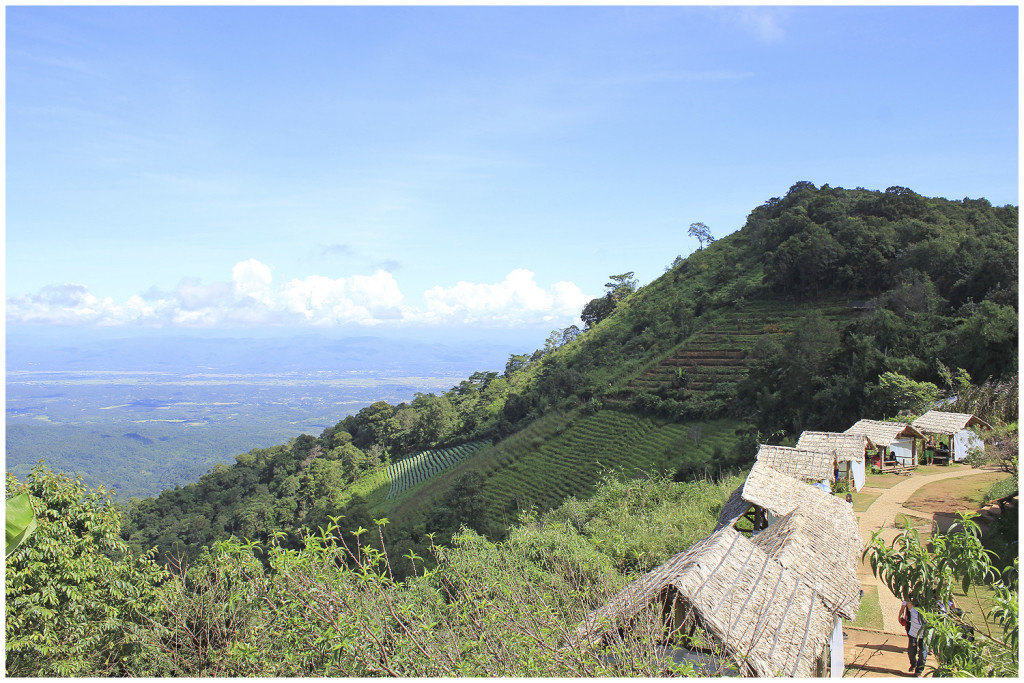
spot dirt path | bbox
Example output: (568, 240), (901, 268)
(855, 467), (995, 634)
(844, 628), (916, 678)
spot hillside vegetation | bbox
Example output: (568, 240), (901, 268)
(120, 182), (1017, 575)
(8, 464), (743, 676)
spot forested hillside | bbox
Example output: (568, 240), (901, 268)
(121, 182), (1018, 575)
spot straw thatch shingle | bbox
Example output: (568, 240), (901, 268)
(843, 419), (925, 447)
(572, 525), (837, 677)
(740, 462), (861, 618)
(714, 485), (750, 531)
(911, 410), (993, 436)
(742, 461), (832, 518)
(796, 431), (873, 463)
(755, 444), (835, 483)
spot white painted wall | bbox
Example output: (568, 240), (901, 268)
(850, 459), (865, 491)
(953, 429), (984, 461)
(891, 437), (915, 466)
(830, 615), (844, 677)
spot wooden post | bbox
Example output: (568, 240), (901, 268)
(815, 650), (827, 677)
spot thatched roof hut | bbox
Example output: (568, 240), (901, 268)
(911, 410), (993, 435)
(795, 431), (873, 490)
(572, 524), (839, 677)
(843, 419), (925, 446)
(796, 431), (873, 463)
(755, 444), (835, 483)
(911, 410), (992, 462)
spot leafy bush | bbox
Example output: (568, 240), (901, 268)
(139, 474), (739, 676)
(864, 513), (1017, 676)
(6, 465), (169, 676)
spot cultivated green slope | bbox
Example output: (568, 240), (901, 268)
(475, 412), (744, 528)
(375, 408), (745, 532)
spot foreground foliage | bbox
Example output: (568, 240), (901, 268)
(8, 472), (738, 676)
(5, 466), (169, 677)
(144, 474), (738, 676)
(864, 513), (1018, 677)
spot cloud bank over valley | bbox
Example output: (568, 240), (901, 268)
(7, 260), (592, 330)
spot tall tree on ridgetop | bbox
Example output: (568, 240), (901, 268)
(581, 273), (638, 330)
(688, 222), (715, 251)
(604, 272), (638, 302)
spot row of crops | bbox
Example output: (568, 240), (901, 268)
(476, 411), (743, 528)
(385, 441), (488, 499)
(624, 301), (851, 397)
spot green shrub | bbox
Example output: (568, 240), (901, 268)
(6, 466), (169, 676)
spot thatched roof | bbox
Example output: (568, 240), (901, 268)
(796, 431), (873, 463)
(572, 525), (838, 677)
(714, 485), (750, 531)
(755, 444), (835, 483)
(911, 410), (993, 436)
(741, 462), (860, 618)
(741, 461), (832, 518)
(844, 419), (926, 447)
(749, 503), (861, 619)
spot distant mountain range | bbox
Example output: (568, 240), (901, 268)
(6, 333), (524, 377)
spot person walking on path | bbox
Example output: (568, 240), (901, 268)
(901, 597), (928, 676)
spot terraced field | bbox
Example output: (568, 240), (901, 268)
(474, 411), (744, 529)
(349, 301), (859, 529)
(385, 441), (488, 499)
(621, 300), (853, 400)
(381, 409), (579, 519)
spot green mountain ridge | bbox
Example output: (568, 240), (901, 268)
(121, 181), (1018, 575)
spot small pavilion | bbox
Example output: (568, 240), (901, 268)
(796, 431), (873, 491)
(911, 410), (992, 463)
(844, 419), (926, 472)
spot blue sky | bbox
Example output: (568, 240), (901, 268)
(6, 5), (1018, 340)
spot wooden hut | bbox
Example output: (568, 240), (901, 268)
(911, 410), (992, 463)
(844, 419), (926, 472)
(578, 462), (861, 677)
(571, 524), (846, 677)
(796, 431), (873, 491)
(754, 444), (836, 486)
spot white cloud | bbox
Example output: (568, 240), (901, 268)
(175, 277), (233, 311)
(232, 258), (274, 306)
(7, 262), (591, 329)
(280, 271), (406, 326)
(418, 268), (589, 326)
(6, 283), (135, 326)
